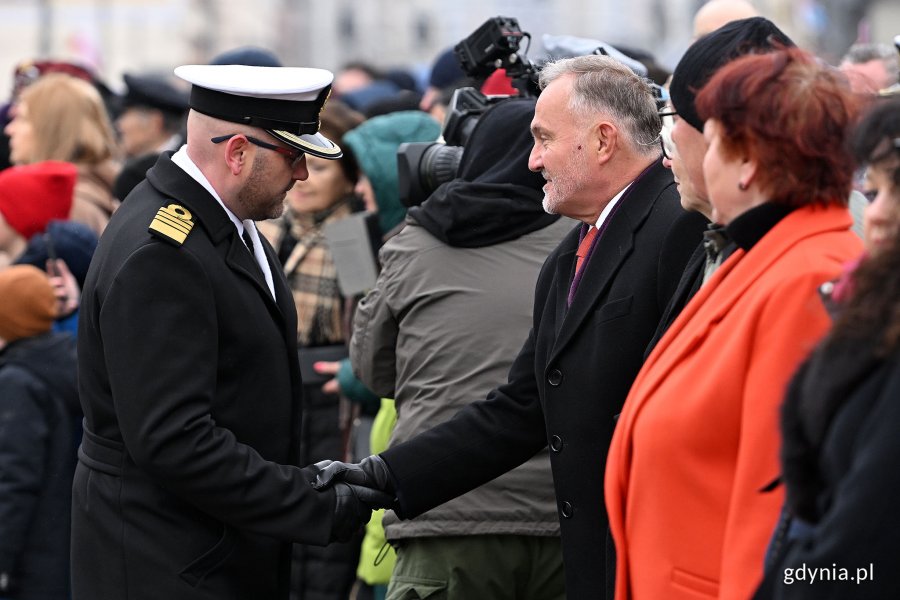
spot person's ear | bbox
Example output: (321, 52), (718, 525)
(738, 157), (758, 191)
(594, 121), (617, 165)
(223, 135), (249, 176)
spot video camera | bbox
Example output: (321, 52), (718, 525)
(398, 17), (536, 207)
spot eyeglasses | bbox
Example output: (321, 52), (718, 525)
(658, 109), (678, 161)
(210, 134), (304, 166)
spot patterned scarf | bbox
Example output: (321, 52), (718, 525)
(280, 198), (356, 347)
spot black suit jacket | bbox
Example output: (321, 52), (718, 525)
(380, 159), (706, 599)
(73, 153), (335, 600)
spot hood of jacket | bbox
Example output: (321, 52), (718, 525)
(343, 110), (440, 236)
(408, 97), (559, 247)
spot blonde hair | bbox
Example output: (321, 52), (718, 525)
(18, 73), (118, 164)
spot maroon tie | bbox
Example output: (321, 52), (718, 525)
(575, 227), (598, 275)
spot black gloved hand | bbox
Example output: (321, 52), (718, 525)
(313, 455), (396, 503)
(329, 482), (371, 543)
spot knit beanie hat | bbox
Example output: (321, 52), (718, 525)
(669, 17), (794, 132)
(0, 264), (57, 342)
(0, 161), (77, 240)
(428, 47), (466, 89)
(15, 219), (99, 289)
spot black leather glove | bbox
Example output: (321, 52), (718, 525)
(329, 482), (377, 543)
(313, 455), (396, 508)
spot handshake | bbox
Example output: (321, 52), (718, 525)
(312, 455), (398, 543)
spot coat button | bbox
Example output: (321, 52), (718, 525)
(550, 435), (563, 452)
(548, 369), (563, 386)
(560, 501), (574, 519)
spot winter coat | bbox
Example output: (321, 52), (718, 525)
(72, 152), (336, 600)
(605, 204), (863, 600)
(0, 333), (80, 600)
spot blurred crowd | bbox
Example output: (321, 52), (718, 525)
(1, 0), (899, 599)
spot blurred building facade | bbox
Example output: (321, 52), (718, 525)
(0, 0), (897, 100)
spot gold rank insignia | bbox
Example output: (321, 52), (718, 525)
(148, 203), (194, 245)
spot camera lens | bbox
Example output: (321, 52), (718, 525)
(419, 144), (464, 192)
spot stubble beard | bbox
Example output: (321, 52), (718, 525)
(237, 155), (291, 221)
(541, 151), (585, 216)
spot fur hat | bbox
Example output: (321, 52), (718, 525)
(669, 17), (794, 132)
(0, 161), (77, 240)
(0, 264), (57, 342)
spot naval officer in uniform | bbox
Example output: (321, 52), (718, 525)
(72, 64), (384, 600)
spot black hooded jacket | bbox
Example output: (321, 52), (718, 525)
(0, 332), (81, 600)
(407, 97), (559, 247)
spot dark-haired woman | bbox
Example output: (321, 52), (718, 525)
(754, 96), (900, 599)
(605, 47), (864, 600)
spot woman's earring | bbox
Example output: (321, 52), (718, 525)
(738, 181), (748, 191)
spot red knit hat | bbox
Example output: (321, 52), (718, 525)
(0, 264), (57, 342)
(0, 161), (77, 240)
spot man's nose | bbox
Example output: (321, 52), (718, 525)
(292, 156), (309, 181)
(527, 144), (542, 172)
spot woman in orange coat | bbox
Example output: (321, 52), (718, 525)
(605, 47), (863, 600)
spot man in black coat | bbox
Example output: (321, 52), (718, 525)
(316, 55), (706, 599)
(72, 65), (381, 600)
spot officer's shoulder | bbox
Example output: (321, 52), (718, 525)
(147, 202), (195, 246)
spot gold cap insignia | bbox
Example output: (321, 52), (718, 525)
(148, 203), (194, 245)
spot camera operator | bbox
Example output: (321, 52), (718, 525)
(350, 97), (572, 599)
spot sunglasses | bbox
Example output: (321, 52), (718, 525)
(210, 134), (304, 166)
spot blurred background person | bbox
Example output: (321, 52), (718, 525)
(857, 97), (900, 253)
(754, 95), (900, 600)
(5, 73), (121, 236)
(334, 62), (411, 117)
(692, 0), (759, 40)
(0, 264), (81, 600)
(0, 60), (117, 173)
(606, 47), (863, 600)
(418, 47), (468, 124)
(0, 161), (77, 268)
(14, 219), (99, 338)
(115, 72), (188, 160)
(839, 42), (900, 95)
(257, 98), (369, 600)
(210, 45), (283, 68)
(350, 98), (571, 600)
(110, 72), (188, 203)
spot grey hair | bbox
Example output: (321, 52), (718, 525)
(842, 43), (900, 86)
(538, 55), (661, 156)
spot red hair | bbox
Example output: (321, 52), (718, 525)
(695, 47), (861, 207)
